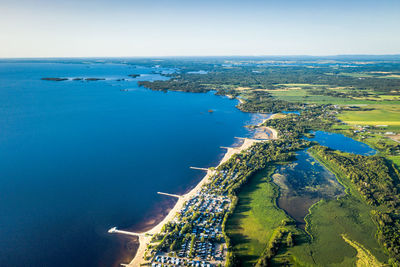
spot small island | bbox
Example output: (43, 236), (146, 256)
(41, 77), (106, 82)
(41, 77), (68, 81)
(84, 78), (105, 81)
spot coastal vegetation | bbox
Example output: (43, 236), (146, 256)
(111, 57), (400, 266)
(221, 108), (389, 266)
(309, 146), (400, 265)
(223, 115), (392, 266)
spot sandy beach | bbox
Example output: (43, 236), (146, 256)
(119, 114), (278, 266)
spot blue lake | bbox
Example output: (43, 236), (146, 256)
(305, 131), (376, 156)
(0, 61), (256, 267)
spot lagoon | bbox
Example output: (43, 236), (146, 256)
(275, 131), (376, 226)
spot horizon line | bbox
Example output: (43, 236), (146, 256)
(1, 54), (400, 60)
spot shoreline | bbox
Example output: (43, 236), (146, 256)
(118, 114), (278, 266)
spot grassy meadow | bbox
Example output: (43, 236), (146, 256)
(282, 149), (389, 266)
(225, 166), (301, 265)
(338, 104), (400, 127)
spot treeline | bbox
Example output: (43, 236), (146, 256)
(371, 210), (400, 265)
(138, 63), (400, 94)
(310, 145), (400, 264)
(179, 65), (400, 93)
(307, 87), (372, 98)
(138, 80), (209, 93)
(311, 146), (400, 208)
(255, 229), (294, 267)
(237, 91), (303, 113)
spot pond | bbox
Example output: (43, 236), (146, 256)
(305, 131), (376, 156)
(273, 150), (344, 228)
(275, 131), (376, 227)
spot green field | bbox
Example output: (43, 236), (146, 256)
(263, 85), (400, 134)
(338, 104), (400, 126)
(266, 89), (356, 104)
(225, 166), (300, 265)
(293, 195), (388, 266)
(337, 72), (400, 79)
(264, 87), (400, 106)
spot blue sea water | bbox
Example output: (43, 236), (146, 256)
(0, 60), (256, 267)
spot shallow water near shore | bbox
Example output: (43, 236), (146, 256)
(275, 131), (376, 226)
(0, 60), (256, 267)
(273, 150), (344, 228)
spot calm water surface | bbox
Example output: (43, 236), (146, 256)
(306, 130), (376, 156)
(273, 150), (344, 227)
(0, 60), (256, 267)
(275, 131), (376, 226)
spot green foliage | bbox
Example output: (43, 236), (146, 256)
(310, 145), (400, 264)
(286, 232), (294, 247)
(225, 168), (296, 265)
(311, 146), (400, 208)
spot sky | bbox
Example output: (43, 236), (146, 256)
(0, 0), (399, 57)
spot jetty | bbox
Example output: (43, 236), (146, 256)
(189, 166), (209, 171)
(157, 192), (181, 198)
(220, 146), (231, 149)
(235, 136), (269, 142)
(108, 227), (145, 237)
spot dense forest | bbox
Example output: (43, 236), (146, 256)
(138, 61), (400, 95)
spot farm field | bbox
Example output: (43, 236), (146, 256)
(338, 104), (400, 127)
(263, 85), (400, 107)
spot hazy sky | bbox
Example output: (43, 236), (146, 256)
(0, 0), (399, 57)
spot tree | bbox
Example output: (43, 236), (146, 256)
(286, 232), (294, 247)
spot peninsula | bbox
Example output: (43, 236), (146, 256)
(113, 56), (400, 267)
